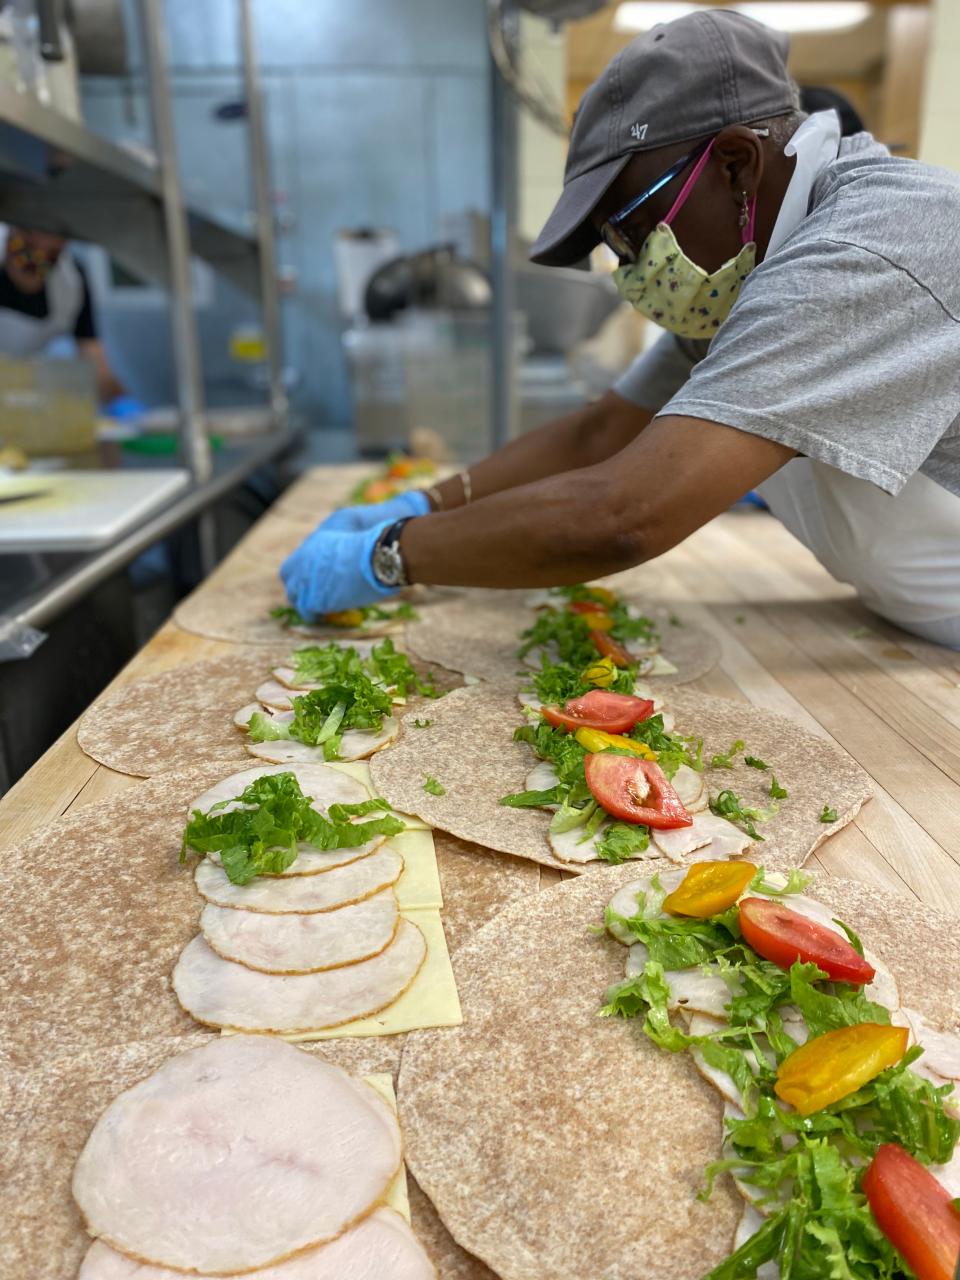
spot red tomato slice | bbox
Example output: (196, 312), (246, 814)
(863, 1144), (960, 1280)
(738, 897), (876, 985)
(568, 600), (610, 617)
(584, 755), (692, 829)
(591, 630), (635, 668)
(541, 690), (654, 735)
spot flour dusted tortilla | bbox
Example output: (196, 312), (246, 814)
(404, 592), (718, 686)
(369, 684), (872, 874)
(77, 653), (285, 777)
(397, 870), (960, 1280)
(174, 573), (403, 645)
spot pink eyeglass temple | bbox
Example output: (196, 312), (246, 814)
(663, 138), (757, 243)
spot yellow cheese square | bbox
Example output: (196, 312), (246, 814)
(285, 908), (461, 1042)
(391, 829), (443, 911)
(362, 1073), (410, 1222)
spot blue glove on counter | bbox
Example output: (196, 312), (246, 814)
(280, 520), (397, 619)
(316, 489), (431, 534)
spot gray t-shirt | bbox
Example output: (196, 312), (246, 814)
(615, 134), (960, 498)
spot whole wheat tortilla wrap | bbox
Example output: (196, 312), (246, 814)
(369, 683), (872, 873)
(398, 868), (960, 1280)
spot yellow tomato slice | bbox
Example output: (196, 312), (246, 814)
(662, 860), (758, 918)
(574, 727), (657, 759)
(582, 657), (618, 688)
(324, 608), (365, 628)
(775, 1023), (909, 1116)
(579, 611), (614, 631)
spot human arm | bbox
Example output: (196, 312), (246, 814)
(427, 389), (654, 509)
(78, 338), (125, 405)
(318, 389), (655, 535)
(399, 414), (795, 587)
(72, 264), (125, 404)
(280, 413), (795, 617)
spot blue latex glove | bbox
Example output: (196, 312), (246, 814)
(316, 489), (430, 534)
(280, 520), (398, 619)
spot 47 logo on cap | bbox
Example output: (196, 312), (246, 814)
(630, 122), (648, 141)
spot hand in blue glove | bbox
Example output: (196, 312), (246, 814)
(316, 489), (430, 534)
(280, 520), (397, 620)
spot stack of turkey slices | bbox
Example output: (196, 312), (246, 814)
(233, 639), (401, 764)
(173, 763), (427, 1034)
(73, 1036), (435, 1279)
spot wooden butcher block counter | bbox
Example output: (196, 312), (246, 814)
(2, 462), (958, 911)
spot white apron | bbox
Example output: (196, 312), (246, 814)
(755, 117), (960, 649)
(0, 225), (85, 357)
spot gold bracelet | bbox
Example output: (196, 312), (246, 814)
(460, 469), (472, 504)
(425, 484), (444, 511)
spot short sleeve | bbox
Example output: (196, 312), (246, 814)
(614, 331), (709, 412)
(660, 237), (960, 495)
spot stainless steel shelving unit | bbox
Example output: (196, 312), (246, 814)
(0, 0), (286, 509)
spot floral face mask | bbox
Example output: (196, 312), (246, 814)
(612, 140), (757, 339)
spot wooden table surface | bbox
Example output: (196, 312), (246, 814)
(2, 464), (959, 915)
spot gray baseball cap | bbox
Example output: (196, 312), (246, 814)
(530, 10), (794, 267)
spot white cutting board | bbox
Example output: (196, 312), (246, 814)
(0, 469), (191, 551)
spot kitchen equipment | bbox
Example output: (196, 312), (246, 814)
(365, 246), (490, 322)
(0, 468), (190, 550)
(334, 228), (400, 323)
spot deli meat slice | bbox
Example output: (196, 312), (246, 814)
(194, 847), (404, 914)
(189, 762), (369, 818)
(172, 920), (427, 1033)
(200, 889), (399, 973)
(72, 1037), (402, 1275)
(241, 716), (401, 766)
(189, 763), (392, 879)
(78, 1209), (437, 1279)
(652, 811), (754, 862)
(254, 679), (297, 710)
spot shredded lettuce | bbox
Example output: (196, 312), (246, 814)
(593, 823), (650, 864)
(180, 772), (403, 885)
(599, 880), (960, 1280)
(711, 739), (745, 769)
(710, 789), (779, 841)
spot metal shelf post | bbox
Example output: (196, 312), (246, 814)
(238, 0), (287, 427)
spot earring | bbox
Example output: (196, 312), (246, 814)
(738, 191), (750, 230)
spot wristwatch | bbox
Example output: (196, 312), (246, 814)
(370, 517), (412, 589)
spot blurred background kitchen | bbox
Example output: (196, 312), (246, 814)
(0, 0), (956, 785)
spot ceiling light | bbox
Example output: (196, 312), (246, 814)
(613, 1), (870, 35)
(613, 3), (700, 32)
(735, 3), (870, 33)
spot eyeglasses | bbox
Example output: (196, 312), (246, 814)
(600, 127), (770, 264)
(600, 137), (713, 264)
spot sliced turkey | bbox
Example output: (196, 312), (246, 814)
(72, 1036), (401, 1275)
(78, 1208), (436, 1280)
(652, 811), (754, 862)
(172, 920), (426, 1033)
(195, 846), (404, 914)
(199, 889), (399, 974)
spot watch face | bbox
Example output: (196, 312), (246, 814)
(373, 541), (405, 588)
